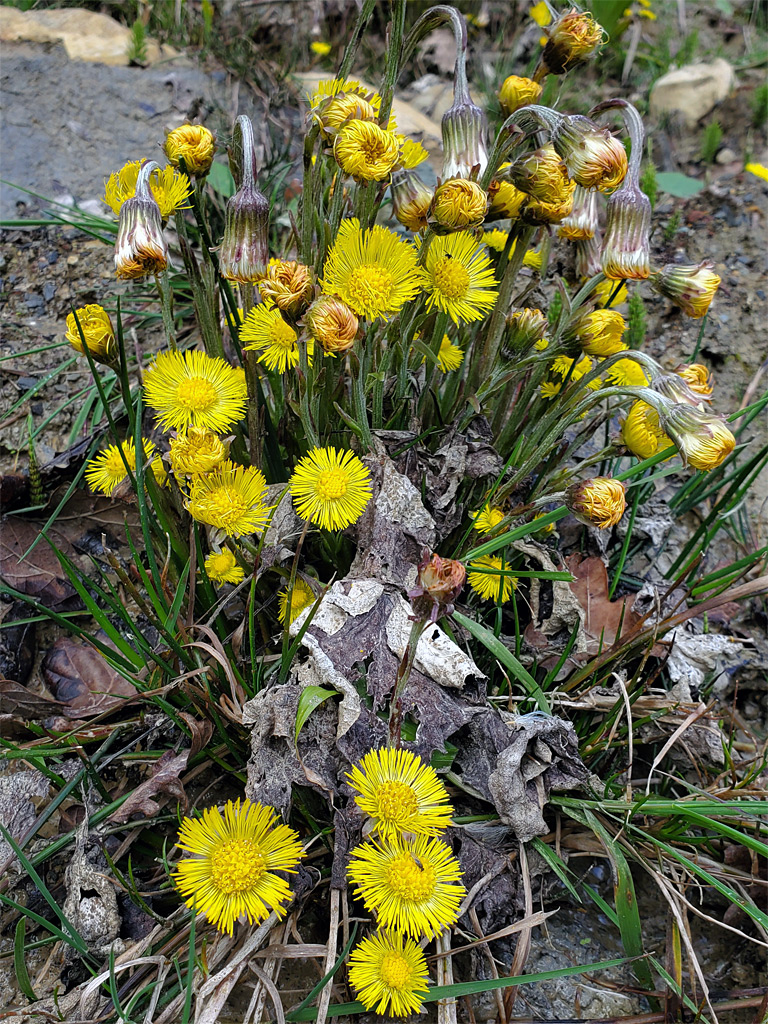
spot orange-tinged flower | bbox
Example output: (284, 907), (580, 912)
(566, 477), (627, 528)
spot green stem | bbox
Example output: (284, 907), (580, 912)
(155, 268), (177, 351)
(388, 618), (427, 747)
(240, 283), (262, 464)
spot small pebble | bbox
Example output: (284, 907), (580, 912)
(67, 255), (79, 266)
(43, 282), (56, 302)
(47, 251), (59, 265)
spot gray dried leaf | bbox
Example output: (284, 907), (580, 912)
(0, 768), (49, 870)
(63, 821), (123, 955)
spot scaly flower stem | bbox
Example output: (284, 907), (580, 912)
(388, 617), (427, 748)
(155, 268), (177, 351)
(418, 310), (449, 424)
(300, 123), (321, 265)
(378, 0), (406, 128)
(240, 283), (263, 465)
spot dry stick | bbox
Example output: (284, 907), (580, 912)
(316, 888), (340, 1024)
(436, 930), (457, 1024)
(469, 907), (507, 1024)
(504, 842), (534, 1018)
(247, 917), (291, 1024)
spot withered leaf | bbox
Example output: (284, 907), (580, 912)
(178, 712), (214, 759)
(0, 519), (81, 611)
(110, 750), (189, 823)
(0, 679), (70, 718)
(566, 554), (639, 653)
(0, 600), (36, 684)
(42, 634), (137, 715)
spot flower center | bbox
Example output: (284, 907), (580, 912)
(176, 376), (218, 412)
(434, 257), (470, 299)
(386, 851), (437, 902)
(347, 264), (394, 311)
(206, 486), (249, 528)
(361, 137), (386, 163)
(376, 780), (419, 823)
(379, 951), (411, 990)
(209, 838), (266, 894)
(268, 319), (298, 350)
(315, 468), (349, 501)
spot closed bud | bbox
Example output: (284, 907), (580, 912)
(169, 427), (228, 476)
(304, 295), (359, 355)
(539, 8), (604, 76)
(114, 161), (168, 280)
(566, 477), (627, 529)
(219, 181), (269, 283)
(650, 373), (706, 408)
(521, 179), (576, 224)
(407, 550), (466, 623)
(498, 75), (543, 116)
(164, 124), (216, 177)
(660, 404), (735, 471)
(390, 168), (433, 232)
(652, 261), (721, 318)
(571, 309), (626, 356)
(430, 178), (488, 231)
(503, 307), (548, 354)
(558, 184), (599, 240)
(552, 115), (627, 193)
(509, 145), (572, 203)
(259, 259), (314, 316)
(602, 181), (652, 280)
(621, 401), (674, 460)
(66, 304), (117, 365)
(441, 97), (489, 181)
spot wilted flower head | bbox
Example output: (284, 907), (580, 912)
(304, 295), (359, 355)
(66, 304), (117, 365)
(334, 120), (401, 181)
(539, 8), (604, 75)
(114, 160), (168, 280)
(572, 309), (626, 356)
(659, 404), (735, 470)
(259, 259), (314, 316)
(509, 145), (572, 204)
(552, 115), (627, 193)
(498, 75), (543, 116)
(652, 261), (721, 318)
(430, 178), (487, 231)
(566, 477), (627, 529)
(164, 124), (215, 176)
(408, 550), (466, 622)
(558, 184), (599, 240)
(676, 363), (714, 397)
(390, 168), (433, 232)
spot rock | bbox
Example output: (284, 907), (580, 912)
(0, 6), (175, 66)
(716, 146), (737, 165)
(649, 59), (734, 127)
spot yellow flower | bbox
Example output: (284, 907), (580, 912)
(470, 506), (505, 533)
(468, 554), (516, 603)
(241, 303), (310, 374)
(523, 180), (576, 225)
(554, 116), (627, 194)
(321, 218), (422, 320)
(164, 124), (215, 176)
(347, 748), (453, 840)
(553, 353), (598, 385)
(499, 75), (543, 116)
(144, 350), (248, 433)
(483, 229), (508, 252)
(421, 231), (498, 325)
(290, 447), (372, 531)
(505, 307), (548, 351)
(348, 931), (430, 1017)
(186, 461), (270, 538)
(259, 260), (314, 316)
(169, 427), (227, 476)
(574, 310), (626, 356)
(510, 145), (572, 204)
(310, 40), (332, 56)
(652, 262), (721, 319)
(677, 363), (714, 397)
(65, 304), (116, 365)
(745, 162), (768, 182)
(204, 549), (245, 585)
(539, 379), (561, 399)
(431, 178), (488, 230)
(621, 401), (673, 459)
(85, 438), (157, 496)
(277, 577), (316, 625)
(660, 405), (735, 471)
(604, 356), (648, 387)
(435, 335), (464, 372)
(487, 177), (527, 220)
(391, 168), (433, 232)
(304, 295), (359, 355)
(334, 120), (401, 181)
(309, 79), (387, 138)
(566, 477), (627, 529)
(399, 138), (429, 169)
(347, 833), (465, 939)
(540, 9), (604, 75)
(172, 799), (304, 935)
(530, 0), (552, 26)
(593, 278), (628, 307)
(103, 160), (192, 219)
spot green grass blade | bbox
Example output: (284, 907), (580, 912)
(14, 918), (37, 1001)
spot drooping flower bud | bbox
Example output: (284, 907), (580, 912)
(571, 309), (626, 356)
(304, 295), (359, 356)
(220, 116), (269, 283)
(551, 115), (627, 193)
(65, 304), (117, 366)
(509, 145), (572, 203)
(659, 404), (736, 470)
(558, 185), (599, 240)
(498, 75), (543, 116)
(650, 373), (707, 409)
(114, 160), (168, 280)
(652, 261), (721, 318)
(537, 8), (604, 77)
(575, 234), (602, 279)
(676, 363), (714, 398)
(441, 45), (489, 182)
(259, 260), (314, 316)
(164, 124), (216, 177)
(503, 307), (548, 354)
(566, 477), (627, 529)
(407, 550), (466, 623)
(521, 179), (576, 225)
(430, 178), (488, 231)
(390, 168), (433, 232)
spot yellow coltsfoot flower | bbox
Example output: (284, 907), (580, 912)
(259, 260), (314, 316)
(164, 124), (216, 177)
(604, 356), (648, 387)
(172, 798), (304, 935)
(539, 8), (604, 75)
(652, 261), (721, 318)
(573, 309), (626, 356)
(566, 477), (627, 529)
(509, 145), (572, 204)
(143, 350), (248, 433)
(304, 295), (359, 355)
(470, 505), (505, 533)
(487, 173), (527, 220)
(621, 401), (674, 460)
(348, 832), (465, 940)
(241, 302), (309, 374)
(310, 78), (385, 139)
(347, 748), (453, 840)
(103, 160), (192, 220)
(65, 304), (117, 365)
(186, 461), (270, 538)
(169, 426), (228, 477)
(399, 138), (429, 170)
(660, 404), (735, 471)
(467, 554), (516, 603)
(552, 115), (627, 193)
(428, 334), (464, 372)
(390, 167), (433, 232)
(348, 931), (430, 1017)
(498, 75), (543, 116)
(421, 231), (498, 325)
(290, 447), (372, 531)
(204, 549), (245, 585)
(85, 438), (157, 496)
(430, 178), (488, 231)
(277, 577), (316, 625)
(676, 363), (714, 398)
(334, 120), (401, 181)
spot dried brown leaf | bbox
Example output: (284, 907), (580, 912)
(109, 750), (189, 823)
(0, 518), (80, 611)
(566, 554), (639, 652)
(42, 634), (136, 715)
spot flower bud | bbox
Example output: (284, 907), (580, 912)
(498, 75), (543, 116)
(304, 295), (359, 355)
(390, 168), (433, 232)
(652, 261), (721, 318)
(521, 179), (576, 225)
(441, 97), (489, 181)
(558, 185), (599, 240)
(575, 234), (602, 278)
(259, 259), (314, 316)
(114, 161), (168, 280)
(430, 178), (488, 231)
(407, 550), (466, 623)
(571, 309), (626, 356)
(601, 181), (651, 280)
(621, 401), (673, 460)
(539, 8), (604, 76)
(503, 308), (548, 354)
(509, 145), (572, 203)
(566, 477), (627, 529)
(65, 304), (117, 365)
(650, 373), (706, 408)
(552, 115), (627, 193)
(660, 404), (735, 470)
(169, 427), (228, 476)
(676, 363), (714, 398)
(164, 124), (216, 177)
(219, 181), (269, 283)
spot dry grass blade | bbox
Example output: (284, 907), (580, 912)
(645, 702), (717, 795)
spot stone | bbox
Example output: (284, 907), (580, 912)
(649, 59), (734, 127)
(0, 6), (175, 66)
(716, 146), (738, 165)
